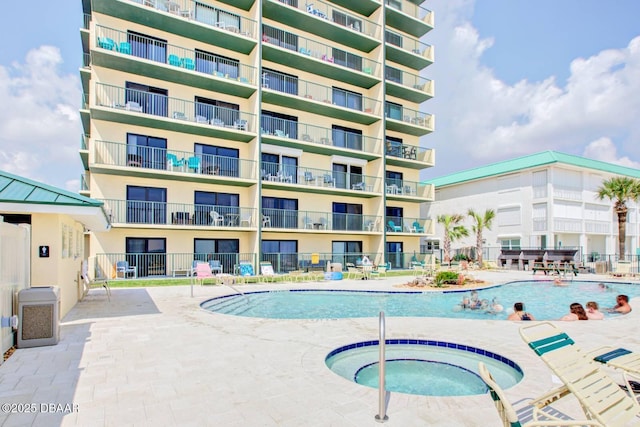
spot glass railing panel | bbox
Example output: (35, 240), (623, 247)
(95, 83), (256, 131)
(261, 161), (381, 192)
(385, 142), (432, 162)
(82, 93), (89, 109)
(82, 53), (91, 68)
(384, 102), (433, 129)
(385, 0), (433, 23)
(385, 216), (430, 233)
(80, 174), (89, 191)
(261, 207), (380, 232)
(274, 0), (381, 39)
(385, 67), (432, 93)
(94, 140), (257, 179)
(83, 13), (91, 30)
(262, 25), (381, 78)
(385, 30), (432, 59)
(95, 25), (257, 84)
(80, 134), (89, 150)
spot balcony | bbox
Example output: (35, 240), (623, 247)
(80, 13), (90, 53)
(385, 142), (434, 170)
(262, 25), (381, 89)
(386, 30), (434, 70)
(262, 208), (381, 233)
(385, 70), (433, 103)
(91, 140), (257, 186)
(216, 0), (255, 11)
(93, 83), (256, 142)
(554, 218), (582, 233)
(328, 0), (380, 17)
(261, 116), (382, 160)
(80, 134), (89, 170)
(385, 180), (434, 202)
(585, 220), (610, 234)
(80, 53), (91, 95)
(263, 0), (381, 53)
(385, 216), (434, 234)
(93, 26), (257, 98)
(261, 71), (380, 125)
(385, 104), (434, 136)
(384, 0), (434, 38)
(101, 199), (258, 230)
(93, 0), (258, 54)
(261, 162), (382, 197)
(80, 93), (90, 135)
(80, 173), (90, 196)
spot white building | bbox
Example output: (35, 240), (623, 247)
(422, 151), (640, 261)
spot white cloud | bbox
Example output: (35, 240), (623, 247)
(583, 137), (640, 169)
(424, 0), (640, 178)
(0, 46), (81, 191)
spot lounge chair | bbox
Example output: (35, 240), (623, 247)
(235, 261), (256, 284)
(520, 322), (640, 426)
(478, 362), (601, 427)
(259, 261), (286, 283)
(588, 346), (640, 378)
(80, 260), (111, 301)
(609, 260), (633, 278)
(387, 220), (402, 232)
(115, 260), (137, 279)
(193, 262), (217, 285)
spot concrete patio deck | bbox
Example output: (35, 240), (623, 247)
(1, 270), (638, 426)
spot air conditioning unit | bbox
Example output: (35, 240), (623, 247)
(17, 287), (60, 348)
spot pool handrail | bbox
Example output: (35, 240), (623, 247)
(375, 311), (389, 423)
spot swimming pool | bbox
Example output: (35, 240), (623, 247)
(325, 340), (523, 396)
(200, 280), (639, 320)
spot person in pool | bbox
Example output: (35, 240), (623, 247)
(585, 301), (604, 320)
(507, 302), (535, 321)
(560, 302), (588, 321)
(608, 294), (632, 314)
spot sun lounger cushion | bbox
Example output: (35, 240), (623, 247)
(594, 348), (633, 363)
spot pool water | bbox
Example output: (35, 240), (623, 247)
(201, 280), (639, 320)
(325, 340), (523, 396)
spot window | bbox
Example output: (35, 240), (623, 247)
(497, 206), (521, 226)
(262, 68), (298, 95)
(262, 25), (298, 51)
(262, 197), (298, 229)
(332, 10), (362, 32)
(262, 240), (298, 272)
(194, 96), (239, 126)
(125, 82), (168, 117)
(332, 48), (363, 71)
(126, 133), (167, 170)
(386, 170), (403, 189)
(385, 136), (403, 157)
(126, 237), (166, 277)
(128, 31), (166, 63)
(385, 30), (403, 48)
(423, 240), (440, 251)
(332, 125), (362, 151)
(195, 49), (239, 78)
(333, 87), (363, 111)
(332, 203), (363, 231)
(386, 242), (403, 268)
(262, 110), (298, 139)
(193, 191), (239, 226)
(500, 239), (521, 250)
(195, 4), (241, 31)
(261, 153), (299, 184)
(332, 163), (362, 190)
(386, 206), (403, 230)
(385, 66), (402, 84)
(385, 102), (403, 120)
(126, 186), (166, 224)
(194, 238), (239, 274)
(194, 143), (239, 177)
(332, 241), (363, 266)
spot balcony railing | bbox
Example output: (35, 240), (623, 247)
(80, 174), (89, 192)
(261, 161), (382, 193)
(275, 0), (381, 39)
(94, 83), (256, 131)
(93, 140), (257, 180)
(82, 93), (90, 110)
(385, 217), (433, 234)
(82, 53), (91, 68)
(261, 208), (381, 232)
(385, 179), (433, 199)
(385, 103), (433, 130)
(385, 142), (433, 163)
(585, 220), (609, 234)
(262, 69), (381, 115)
(553, 187), (582, 201)
(385, 29), (434, 61)
(385, 0), (433, 23)
(101, 199), (257, 228)
(532, 218), (547, 232)
(95, 25), (257, 84)
(262, 25), (381, 78)
(261, 115), (382, 155)
(125, 0), (258, 40)
(553, 218), (582, 233)
(83, 13), (91, 30)
(385, 67), (433, 95)
(264, 252), (384, 273)
(80, 134), (89, 150)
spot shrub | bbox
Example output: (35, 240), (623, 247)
(452, 253), (469, 262)
(435, 271), (460, 286)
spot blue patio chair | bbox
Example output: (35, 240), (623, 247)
(115, 260), (137, 278)
(118, 42), (132, 55)
(166, 153), (184, 170)
(168, 54), (182, 67)
(412, 221), (424, 233)
(323, 173), (334, 186)
(387, 220), (402, 232)
(187, 156), (201, 173)
(98, 37), (115, 50)
(182, 57), (195, 70)
(304, 171), (315, 183)
(209, 260), (223, 275)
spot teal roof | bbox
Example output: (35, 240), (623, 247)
(425, 150), (640, 188)
(0, 170), (103, 207)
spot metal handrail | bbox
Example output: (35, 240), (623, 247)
(375, 311), (388, 423)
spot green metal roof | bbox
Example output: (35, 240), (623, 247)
(0, 170), (103, 207)
(426, 150), (640, 188)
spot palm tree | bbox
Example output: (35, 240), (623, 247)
(467, 208), (496, 266)
(437, 214), (469, 263)
(596, 177), (640, 258)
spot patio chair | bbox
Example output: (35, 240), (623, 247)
(412, 221), (424, 233)
(182, 57), (195, 70)
(239, 213), (253, 227)
(209, 260), (223, 275)
(118, 42), (132, 55)
(609, 261), (633, 278)
(478, 362), (601, 427)
(262, 214), (271, 227)
(187, 156), (201, 173)
(166, 153), (185, 171)
(168, 54), (182, 67)
(234, 119), (247, 131)
(259, 261), (283, 283)
(589, 346), (640, 378)
(210, 210), (225, 226)
(115, 260), (137, 279)
(80, 260), (111, 301)
(303, 216), (314, 229)
(369, 265), (387, 279)
(304, 171), (315, 184)
(520, 322), (640, 426)
(235, 261), (256, 284)
(125, 101), (143, 112)
(347, 267), (364, 280)
(323, 173), (334, 187)
(387, 220), (402, 232)
(97, 37), (116, 50)
(194, 262), (217, 285)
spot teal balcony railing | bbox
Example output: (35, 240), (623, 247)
(100, 199), (258, 229)
(94, 83), (256, 131)
(262, 69), (381, 115)
(385, 102), (433, 130)
(95, 25), (257, 84)
(385, 179), (434, 199)
(274, 0), (381, 39)
(123, 0), (258, 39)
(263, 25), (381, 78)
(385, 217), (434, 234)
(261, 207), (381, 232)
(261, 161), (382, 193)
(93, 140), (257, 180)
(261, 115), (382, 155)
(385, 141), (433, 164)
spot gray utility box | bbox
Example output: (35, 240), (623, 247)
(17, 287), (60, 348)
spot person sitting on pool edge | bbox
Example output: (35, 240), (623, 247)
(560, 302), (588, 321)
(585, 301), (604, 320)
(608, 294), (632, 314)
(507, 302), (535, 321)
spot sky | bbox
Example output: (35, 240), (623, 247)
(0, 1), (639, 190)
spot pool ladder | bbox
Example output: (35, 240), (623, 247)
(375, 311), (390, 423)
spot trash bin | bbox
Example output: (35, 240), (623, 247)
(17, 287), (60, 348)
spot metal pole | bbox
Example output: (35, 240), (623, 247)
(375, 311), (388, 422)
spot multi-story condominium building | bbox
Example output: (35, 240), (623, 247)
(80, 0), (436, 277)
(422, 151), (640, 263)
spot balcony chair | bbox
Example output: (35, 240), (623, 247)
(351, 182), (365, 191)
(234, 119), (247, 131)
(239, 213), (253, 227)
(211, 118), (225, 127)
(387, 220), (402, 232)
(262, 214), (271, 227)
(182, 57), (195, 70)
(303, 216), (314, 229)
(210, 211), (225, 226)
(173, 111), (188, 120)
(303, 171), (315, 184)
(323, 173), (334, 187)
(274, 129), (288, 138)
(115, 260), (137, 279)
(209, 260), (223, 275)
(412, 221), (424, 233)
(238, 77), (249, 84)
(187, 156), (201, 173)
(168, 54), (182, 67)
(117, 42), (132, 55)
(166, 153), (185, 171)
(195, 115), (208, 124)
(97, 37), (116, 50)
(125, 101), (143, 112)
